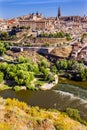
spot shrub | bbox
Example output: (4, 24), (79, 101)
(0, 72), (4, 83)
(0, 41), (6, 55)
(13, 86), (22, 91)
(66, 108), (87, 125)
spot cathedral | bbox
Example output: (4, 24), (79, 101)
(58, 7), (61, 18)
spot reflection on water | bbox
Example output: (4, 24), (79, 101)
(58, 77), (87, 89)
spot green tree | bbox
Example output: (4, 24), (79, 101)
(0, 62), (8, 72)
(39, 59), (50, 69)
(56, 59), (68, 70)
(51, 65), (57, 73)
(0, 32), (9, 40)
(65, 33), (72, 41)
(0, 71), (4, 83)
(0, 41), (6, 55)
(41, 67), (50, 81)
(14, 70), (34, 85)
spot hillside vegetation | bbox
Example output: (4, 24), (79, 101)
(0, 54), (56, 91)
(0, 97), (86, 130)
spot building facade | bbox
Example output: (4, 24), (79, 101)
(19, 19), (51, 30)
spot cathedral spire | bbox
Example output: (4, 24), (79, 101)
(58, 6), (61, 18)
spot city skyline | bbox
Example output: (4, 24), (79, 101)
(0, 0), (87, 19)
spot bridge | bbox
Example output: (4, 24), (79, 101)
(9, 46), (65, 62)
(10, 46), (55, 54)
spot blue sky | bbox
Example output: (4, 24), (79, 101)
(0, 0), (87, 19)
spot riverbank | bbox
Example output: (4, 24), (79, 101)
(0, 75), (58, 91)
(58, 77), (87, 89)
(40, 75), (58, 90)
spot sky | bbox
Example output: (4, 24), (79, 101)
(0, 0), (87, 19)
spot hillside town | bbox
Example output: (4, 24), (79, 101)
(0, 1), (87, 129)
(0, 7), (87, 64)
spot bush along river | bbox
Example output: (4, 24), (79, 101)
(0, 77), (87, 120)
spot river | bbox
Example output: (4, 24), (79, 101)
(55, 77), (87, 99)
(0, 78), (87, 120)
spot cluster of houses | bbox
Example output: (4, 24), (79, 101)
(0, 12), (87, 34)
(71, 38), (87, 62)
(0, 11), (87, 62)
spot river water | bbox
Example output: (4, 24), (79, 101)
(0, 78), (87, 120)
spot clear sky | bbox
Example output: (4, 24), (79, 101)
(0, 0), (87, 19)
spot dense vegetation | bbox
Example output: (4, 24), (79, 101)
(0, 97), (86, 130)
(0, 31), (16, 40)
(0, 41), (13, 55)
(0, 41), (6, 55)
(66, 108), (87, 125)
(0, 55), (55, 91)
(51, 59), (87, 82)
(0, 41), (55, 91)
(0, 26), (31, 41)
(38, 31), (72, 41)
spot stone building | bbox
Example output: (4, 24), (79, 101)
(19, 19), (51, 30)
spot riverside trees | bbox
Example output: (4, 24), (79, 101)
(54, 59), (87, 81)
(0, 56), (54, 90)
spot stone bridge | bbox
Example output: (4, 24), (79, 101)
(10, 46), (66, 62)
(10, 46), (55, 55)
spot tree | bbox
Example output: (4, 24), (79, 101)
(65, 33), (72, 41)
(17, 64), (28, 71)
(40, 67), (50, 81)
(39, 59), (50, 69)
(0, 32), (9, 40)
(14, 70), (34, 85)
(0, 62), (8, 72)
(51, 65), (57, 73)
(78, 67), (87, 81)
(0, 41), (6, 55)
(0, 72), (4, 83)
(6, 64), (17, 79)
(56, 59), (68, 70)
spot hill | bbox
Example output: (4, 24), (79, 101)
(0, 97), (86, 130)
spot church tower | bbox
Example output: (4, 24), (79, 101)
(58, 7), (61, 18)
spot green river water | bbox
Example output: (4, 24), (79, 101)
(0, 78), (87, 120)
